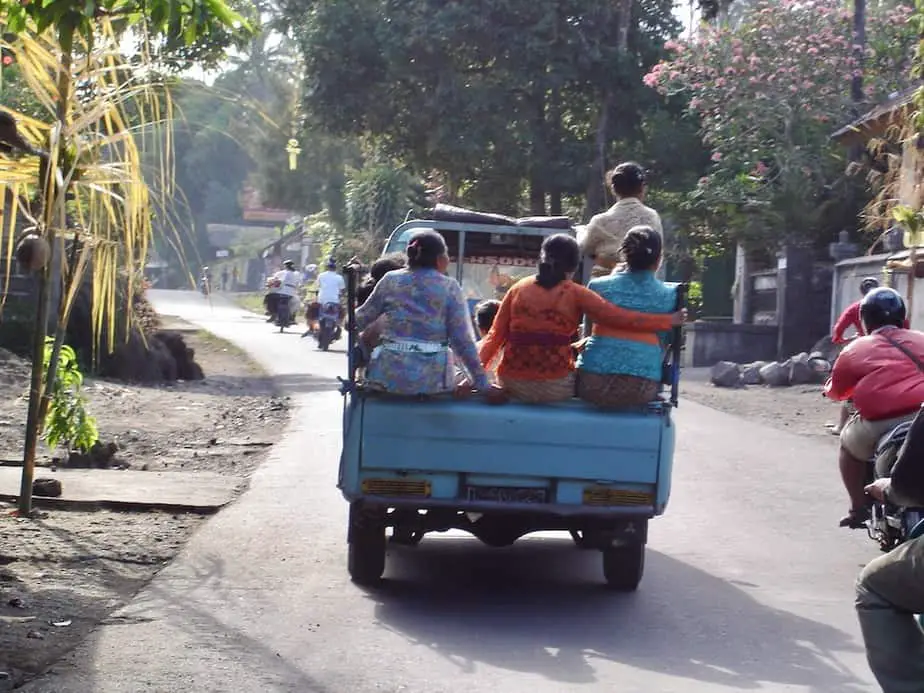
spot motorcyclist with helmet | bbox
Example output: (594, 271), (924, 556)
(829, 277), (910, 435)
(264, 259), (302, 324)
(313, 257), (345, 343)
(824, 287), (924, 528)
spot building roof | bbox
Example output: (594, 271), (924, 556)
(831, 85), (920, 145)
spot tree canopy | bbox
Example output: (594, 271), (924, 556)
(283, 0), (693, 218)
(645, 0), (917, 248)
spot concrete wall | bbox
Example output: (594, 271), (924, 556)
(825, 251), (924, 335)
(830, 253), (892, 333)
(682, 321), (779, 368)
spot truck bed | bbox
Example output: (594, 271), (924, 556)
(339, 393), (675, 516)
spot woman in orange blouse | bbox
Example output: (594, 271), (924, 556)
(479, 234), (684, 403)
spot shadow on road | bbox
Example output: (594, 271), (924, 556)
(364, 538), (867, 691)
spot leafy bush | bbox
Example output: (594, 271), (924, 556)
(42, 337), (98, 454)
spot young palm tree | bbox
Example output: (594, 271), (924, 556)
(0, 1), (250, 515)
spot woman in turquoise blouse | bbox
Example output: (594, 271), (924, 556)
(576, 225), (677, 407)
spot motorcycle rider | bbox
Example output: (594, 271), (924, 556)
(269, 259), (302, 324)
(199, 265), (211, 296)
(824, 287), (924, 528)
(857, 406), (924, 692)
(829, 277), (881, 435)
(315, 257), (345, 341)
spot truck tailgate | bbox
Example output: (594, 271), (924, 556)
(357, 397), (668, 484)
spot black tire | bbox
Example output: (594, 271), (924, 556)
(318, 323), (332, 351)
(569, 529), (594, 549)
(348, 505), (386, 585)
(602, 543), (645, 591)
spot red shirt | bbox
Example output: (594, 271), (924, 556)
(825, 327), (924, 420)
(833, 301), (910, 344)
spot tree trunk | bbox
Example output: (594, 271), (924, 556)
(529, 176), (546, 216)
(529, 89), (547, 216)
(584, 91), (612, 219)
(584, 1), (630, 220)
(19, 47), (73, 515)
(549, 190), (562, 216)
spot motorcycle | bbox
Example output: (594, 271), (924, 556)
(316, 302), (342, 351)
(276, 294), (294, 333)
(866, 421), (924, 552)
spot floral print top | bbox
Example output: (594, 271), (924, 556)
(355, 268), (488, 394)
(479, 276), (675, 382)
(576, 270), (678, 381)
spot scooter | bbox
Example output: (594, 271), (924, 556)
(316, 302), (342, 351)
(866, 422), (924, 552)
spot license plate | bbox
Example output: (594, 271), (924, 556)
(465, 486), (548, 504)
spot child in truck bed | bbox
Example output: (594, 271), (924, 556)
(457, 299), (502, 387)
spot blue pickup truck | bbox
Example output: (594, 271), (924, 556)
(338, 206), (683, 591)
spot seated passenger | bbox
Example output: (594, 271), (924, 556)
(355, 253), (407, 359)
(576, 226), (677, 408)
(478, 234), (684, 404)
(357, 253), (406, 307)
(457, 299), (502, 387)
(354, 230), (489, 395)
(579, 162), (662, 278)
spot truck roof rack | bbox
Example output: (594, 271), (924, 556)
(424, 204), (572, 230)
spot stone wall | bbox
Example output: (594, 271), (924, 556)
(682, 321), (779, 368)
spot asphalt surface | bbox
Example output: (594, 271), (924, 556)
(21, 290), (879, 693)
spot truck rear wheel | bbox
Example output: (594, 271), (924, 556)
(602, 543), (645, 591)
(348, 503), (386, 585)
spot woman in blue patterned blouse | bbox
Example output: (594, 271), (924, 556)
(354, 230), (489, 395)
(576, 225), (677, 407)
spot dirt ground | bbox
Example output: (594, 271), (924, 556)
(0, 320), (289, 687)
(679, 368), (842, 442)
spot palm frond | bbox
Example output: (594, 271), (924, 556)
(0, 16), (183, 352)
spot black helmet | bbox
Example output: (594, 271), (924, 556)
(860, 287), (906, 333)
(860, 276), (880, 296)
(283, 259), (295, 269)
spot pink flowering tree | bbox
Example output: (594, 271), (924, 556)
(645, 0), (917, 248)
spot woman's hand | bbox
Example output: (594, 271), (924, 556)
(670, 309), (688, 327)
(572, 337), (590, 354)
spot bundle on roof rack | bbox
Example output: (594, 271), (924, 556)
(426, 204), (572, 230)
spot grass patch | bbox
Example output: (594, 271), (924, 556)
(233, 292), (266, 315)
(192, 328), (252, 361)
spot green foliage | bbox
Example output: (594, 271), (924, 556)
(41, 337), (98, 453)
(687, 280), (704, 318)
(345, 163), (425, 239)
(286, 0), (686, 217)
(0, 0), (251, 63)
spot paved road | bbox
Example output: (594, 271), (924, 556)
(23, 290), (879, 693)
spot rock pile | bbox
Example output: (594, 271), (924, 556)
(709, 351), (832, 388)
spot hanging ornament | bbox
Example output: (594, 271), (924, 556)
(286, 138), (301, 171)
